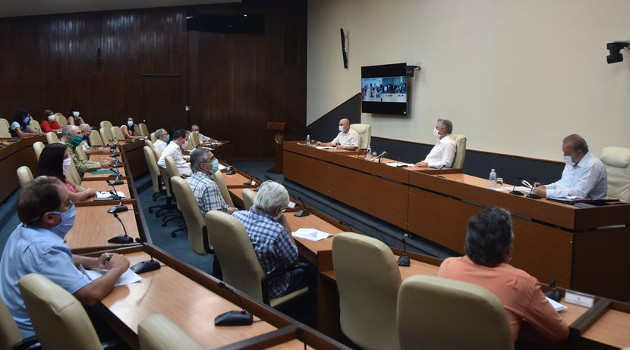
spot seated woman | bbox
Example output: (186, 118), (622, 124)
(438, 207), (569, 343)
(10, 109), (40, 137)
(40, 109), (62, 133)
(36, 143), (96, 201)
(66, 106), (85, 126)
(121, 117), (140, 139)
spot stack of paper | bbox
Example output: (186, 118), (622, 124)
(95, 191), (125, 201)
(546, 297), (567, 312)
(292, 228), (332, 241)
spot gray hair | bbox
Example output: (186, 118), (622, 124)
(465, 207), (514, 267)
(190, 148), (212, 173)
(437, 119), (453, 134)
(252, 181), (289, 215)
(155, 128), (166, 139)
(563, 134), (589, 154)
(61, 125), (75, 137)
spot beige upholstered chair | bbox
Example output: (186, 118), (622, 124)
(152, 146), (162, 162)
(18, 273), (101, 350)
(17, 166), (33, 190)
(205, 211), (308, 306)
(138, 122), (149, 137)
(450, 134), (467, 169)
(332, 232), (401, 350)
(242, 188), (257, 210)
(33, 141), (45, 160)
(138, 314), (203, 350)
(55, 113), (68, 128)
(66, 158), (82, 186)
(89, 130), (103, 146)
(100, 121), (114, 142)
(170, 176), (213, 255)
(144, 139), (154, 149)
(0, 121), (10, 138)
(0, 118), (10, 132)
(601, 146), (630, 202)
(29, 119), (42, 133)
(0, 292), (39, 350)
(111, 126), (125, 141)
(350, 123), (372, 150)
(45, 132), (59, 144)
(212, 170), (235, 207)
(75, 144), (88, 161)
(150, 132), (157, 143)
(190, 132), (200, 148)
(397, 275), (513, 350)
(143, 146), (166, 203)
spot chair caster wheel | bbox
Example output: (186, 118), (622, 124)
(171, 232), (176, 237)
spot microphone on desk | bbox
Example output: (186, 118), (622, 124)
(214, 282), (254, 326)
(509, 177), (524, 196)
(525, 178), (542, 199)
(374, 151), (387, 163)
(293, 196), (310, 217)
(105, 180), (124, 200)
(545, 279), (562, 302)
(108, 213), (134, 244)
(109, 138), (120, 156)
(129, 238), (161, 274)
(397, 233), (411, 267)
(107, 179), (128, 214)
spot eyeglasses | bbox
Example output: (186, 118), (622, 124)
(59, 199), (74, 211)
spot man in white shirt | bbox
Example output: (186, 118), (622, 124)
(153, 128), (168, 152)
(316, 118), (359, 150)
(533, 134), (607, 199)
(415, 119), (456, 169)
(157, 128), (192, 177)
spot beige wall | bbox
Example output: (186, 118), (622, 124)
(307, 0), (630, 160)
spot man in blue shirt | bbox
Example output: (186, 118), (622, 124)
(0, 176), (130, 338)
(187, 148), (236, 215)
(232, 181), (305, 298)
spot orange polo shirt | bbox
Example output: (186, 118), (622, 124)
(438, 256), (569, 342)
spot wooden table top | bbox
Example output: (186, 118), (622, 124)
(67, 203), (139, 250)
(80, 179), (131, 201)
(581, 307), (630, 348)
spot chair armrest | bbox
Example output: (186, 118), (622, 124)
(260, 263), (311, 305)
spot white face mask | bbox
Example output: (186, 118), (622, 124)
(72, 111), (79, 117)
(563, 155), (576, 167)
(433, 128), (440, 138)
(48, 115), (56, 121)
(338, 125), (344, 133)
(62, 157), (72, 175)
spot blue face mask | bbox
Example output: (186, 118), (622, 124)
(166, 135), (170, 143)
(127, 121), (134, 127)
(338, 125), (344, 133)
(211, 159), (219, 173)
(49, 204), (76, 238)
(82, 135), (89, 141)
(23, 117), (30, 124)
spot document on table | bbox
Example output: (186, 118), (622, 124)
(315, 146), (334, 150)
(80, 265), (142, 287)
(95, 191), (125, 201)
(496, 186), (531, 193)
(385, 162), (414, 167)
(546, 297), (567, 312)
(292, 228), (333, 241)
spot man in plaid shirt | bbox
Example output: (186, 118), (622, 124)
(187, 148), (237, 215)
(232, 181), (306, 299)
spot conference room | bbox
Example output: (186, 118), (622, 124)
(2, 0), (630, 349)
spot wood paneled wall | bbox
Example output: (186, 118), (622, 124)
(0, 0), (307, 159)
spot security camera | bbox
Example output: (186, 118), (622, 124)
(606, 40), (630, 64)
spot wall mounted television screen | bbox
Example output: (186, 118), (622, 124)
(361, 63), (408, 116)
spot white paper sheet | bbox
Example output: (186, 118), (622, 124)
(292, 228), (332, 241)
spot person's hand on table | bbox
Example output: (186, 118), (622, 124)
(414, 161), (428, 167)
(100, 159), (111, 168)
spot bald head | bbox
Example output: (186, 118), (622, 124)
(339, 118), (350, 133)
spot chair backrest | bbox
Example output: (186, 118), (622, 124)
(18, 273), (102, 350)
(171, 176), (210, 255)
(450, 134), (467, 169)
(33, 141), (46, 160)
(75, 144), (88, 161)
(17, 166), (33, 190)
(205, 210), (265, 300)
(150, 132), (157, 143)
(29, 119), (42, 133)
(111, 126), (125, 140)
(144, 139), (154, 149)
(143, 146), (163, 195)
(242, 188), (257, 210)
(397, 275), (513, 350)
(100, 121), (113, 142)
(601, 146), (630, 201)
(138, 123), (149, 137)
(0, 118), (10, 131)
(46, 132), (60, 144)
(163, 156), (180, 200)
(212, 170), (235, 206)
(138, 313), (204, 350)
(66, 158), (82, 186)
(0, 119), (10, 138)
(88, 130), (103, 146)
(190, 132), (200, 148)
(152, 146), (162, 162)
(0, 293), (23, 350)
(350, 123), (372, 150)
(55, 113), (68, 127)
(332, 232), (402, 350)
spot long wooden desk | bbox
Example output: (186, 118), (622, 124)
(0, 136), (44, 203)
(283, 141), (630, 300)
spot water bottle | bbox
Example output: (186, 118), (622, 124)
(489, 169), (497, 190)
(306, 134), (310, 146)
(366, 145), (372, 160)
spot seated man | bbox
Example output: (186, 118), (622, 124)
(191, 124), (216, 144)
(187, 148), (237, 215)
(0, 176), (130, 337)
(79, 123), (106, 155)
(232, 181), (308, 299)
(153, 128), (169, 152)
(61, 125), (110, 175)
(438, 207), (569, 343)
(40, 110), (62, 133)
(157, 128), (192, 177)
(532, 134), (607, 199)
(316, 118), (359, 151)
(414, 118), (456, 168)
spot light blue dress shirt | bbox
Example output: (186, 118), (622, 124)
(545, 152), (607, 199)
